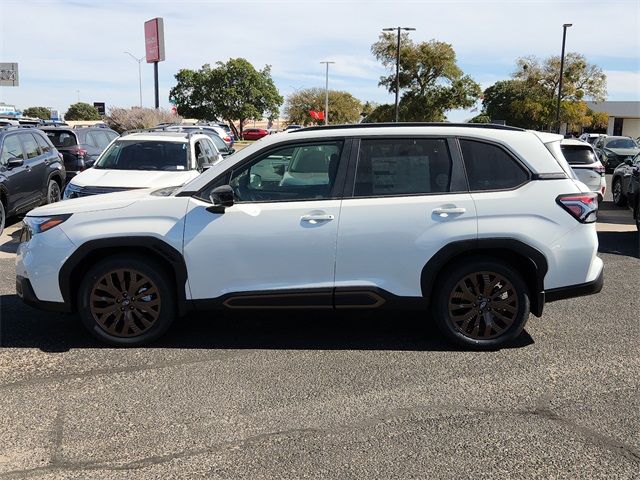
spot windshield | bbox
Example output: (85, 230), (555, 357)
(94, 140), (189, 170)
(605, 138), (637, 149)
(561, 145), (597, 165)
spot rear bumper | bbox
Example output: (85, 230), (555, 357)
(16, 275), (71, 313)
(545, 264), (604, 302)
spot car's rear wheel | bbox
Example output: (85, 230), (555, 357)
(433, 258), (530, 349)
(78, 255), (175, 346)
(47, 180), (61, 204)
(612, 178), (627, 207)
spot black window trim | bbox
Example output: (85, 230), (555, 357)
(455, 135), (532, 193)
(194, 137), (353, 204)
(343, 135), (467, 200)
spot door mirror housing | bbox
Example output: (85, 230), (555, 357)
(7, 157), (24, 168)
(624, 158), (634, 166)
(207, 185), (234, 213)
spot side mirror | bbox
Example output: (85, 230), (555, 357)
(624, 158), (634, 166)
(7, 157), (24, 168)
(229, 148), (236, 155)
(207, 185), (234, 213)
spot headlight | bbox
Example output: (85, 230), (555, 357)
(63, 183), (83, 199)
(23, 214), (72, 235)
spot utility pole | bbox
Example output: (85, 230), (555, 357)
(125, 52), (144, 107)
(320, 61), (335, 125)
(382, 26), (415, 122)
(556, 23), (572, 134)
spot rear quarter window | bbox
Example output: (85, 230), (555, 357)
(459, 139), (529, 191)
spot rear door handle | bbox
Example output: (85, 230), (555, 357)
(301, 214), (335, 224)
(432, 207), (466, 216)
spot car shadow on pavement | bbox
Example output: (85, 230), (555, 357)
(598, 231), (639, 258)
(0, 295), (534, 352)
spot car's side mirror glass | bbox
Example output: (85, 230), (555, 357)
(7, 157), (24, 168)
(207, 185), (234, 213)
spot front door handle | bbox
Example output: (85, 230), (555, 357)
(432, 207), (466, 217)
(301, 214), (335, 224)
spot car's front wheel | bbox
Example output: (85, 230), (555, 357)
(612, 178), (627, 207)
(47, 180), (61, 204)
(78, 255), (176, 346)
(433, 258), (530, 349)
(0, 200), (5, 236)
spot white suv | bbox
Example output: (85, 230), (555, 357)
(16, 124), (603, 348)
(63, 131), (223, 199)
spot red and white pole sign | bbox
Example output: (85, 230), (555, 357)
(144, 17), (165, 63)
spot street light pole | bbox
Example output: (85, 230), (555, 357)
(124, 51), (144, 107)
(320, 61), (335, 125)
(556, 23), (572, 134)
(383, 26), (415, 122)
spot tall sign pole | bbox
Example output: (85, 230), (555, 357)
(556, 23), (572, 134)
(320, 61), (334, 125)
(144, 18), (165, 109)
(382, 27), (415, 122)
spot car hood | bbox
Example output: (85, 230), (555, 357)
(604, 147), (640, 156)
(27, 188), (155, 216)
(69, 168), (198, 189)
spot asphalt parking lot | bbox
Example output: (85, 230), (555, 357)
(0, 178), (638, 479)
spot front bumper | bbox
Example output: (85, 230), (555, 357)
(16, 275), (71, 313)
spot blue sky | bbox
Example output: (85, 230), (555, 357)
(1, 0), (638, 122)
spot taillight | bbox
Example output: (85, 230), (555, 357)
(71, 147), (87, 158)
(556, 193), (598, 223)
(224, 136), (231, 142)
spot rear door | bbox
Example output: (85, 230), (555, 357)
(19, 132), (47, 204)
(335, 137), (477, 303)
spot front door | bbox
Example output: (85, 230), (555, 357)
(183, 140), (347, 305)
(0, 133), (30, 212)
(335, 137), (477, 302)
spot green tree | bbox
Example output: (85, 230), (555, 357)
(284, 88), (362, 125)
(170, 58), (283, 136)
(370, 34), (481, 121)
(65, 102), (101, 121)
(481, 80), (550, 129)
(22, 106), (51, 120)
(468, 113), (491, 124)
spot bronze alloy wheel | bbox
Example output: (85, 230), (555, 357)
(89, 268), (161, 338)
(447, 271), (519, 340)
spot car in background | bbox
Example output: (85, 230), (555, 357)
(40, 126), (119, 182)
(62, 131), (222, 199)
(216, 123), (236, 141)
(157, 123), (234, 148)
(578, 133), (603, 145)
(161, 125), (235, 157)
(593, 135), (640, 173)
(0, 126), (65, 235)
(611, 153), (640, 230)
(560, 139), (606, 200)
(284, 124), (303, 131)
(242, 128), (269, 141)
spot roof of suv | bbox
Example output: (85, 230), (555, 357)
(119, 131), (208, 142)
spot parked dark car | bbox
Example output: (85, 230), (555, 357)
(40, 126), (118, 182)
(0, 126), (65, 235)
(611, 153), (640, 230)
(242, 128), (269, 141)
(593, 135), (640, 173)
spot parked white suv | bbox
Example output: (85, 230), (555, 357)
(63, 131), (222, 199)
(16, 124), (603, 348)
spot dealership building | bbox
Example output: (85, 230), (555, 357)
(587, 101), (640, 138)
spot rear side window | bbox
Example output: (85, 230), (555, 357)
(354, 138), (452, 197)
(89, 131), (111, 149)
(21, 133), (40, 159)
(459, 139), (528, 191)
(34, 133), (53, 153)
(561, 145), (596, 165)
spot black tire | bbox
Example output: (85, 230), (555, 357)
(0, 200), (5, 237)
(432, 257), (530, 349)
(612, 178), (627, 207)
(47, 179), (61, 205)
(78, 255), (176, 346)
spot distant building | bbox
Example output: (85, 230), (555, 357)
(0, 102), (20, 117)
(586, 101), (640, 138)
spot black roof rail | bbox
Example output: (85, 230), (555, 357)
(290, 122), (526, 133)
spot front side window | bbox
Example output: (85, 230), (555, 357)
(460, 139), (529, 191)
(0, 135), (24, 165)
(354, 138), (452, 197)
(34, 133), (52, 153)
(221, 142), (342, 203)
(94, 140), (188, 171)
